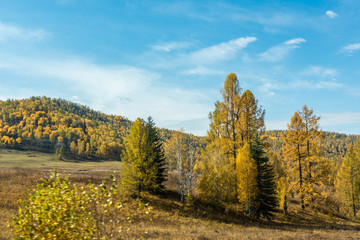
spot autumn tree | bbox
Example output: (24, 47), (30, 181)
(236, 143), (258, 215)
(166, 129), (198, 203)
(197, 139), (237, 203)
(198, 73), (269, 211)
(283, 106), (330, 209)
(283, 111), (306, 209)
(239, 90), (265, 144)
(219, 73), (242, 163)
(121, 118), (157, 197)
(335, 140), (360, 217)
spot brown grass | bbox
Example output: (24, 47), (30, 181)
(1, 149), (360, 239)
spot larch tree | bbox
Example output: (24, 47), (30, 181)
(299, 105), (322, 180)
(239, 90), (265, 145)
(283, 111), (306, 209)
(121, 118), (157, 197)
(283, 106), (330, 210)
(236, 143), (258, 215)
(335, 140), (360, 217)
(219, 73), (242, 163)
(198, 73), (271, 212)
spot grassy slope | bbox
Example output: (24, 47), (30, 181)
(1, 150), (360, 239)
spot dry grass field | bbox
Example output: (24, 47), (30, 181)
(1, 149), (360, 239)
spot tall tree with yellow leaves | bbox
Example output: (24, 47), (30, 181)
(239, 90), (265, 144)
(283, 106), (330, 209)
(283, 111), (307, 209)
(219, 73), (242, 163)
(236, 143), (258, 215)
(335, 140), (360, 217)
(199, 73), (268, 208)
(121, 118), (157, 197)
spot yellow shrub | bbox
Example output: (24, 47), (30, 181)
(12, 172), (96, 239)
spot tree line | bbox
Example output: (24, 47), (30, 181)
(121, 73), (360, 219)
(1, 74), (360, 218)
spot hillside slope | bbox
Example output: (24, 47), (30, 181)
(265, 130), (358, 163)
(0, 97), (203, 160)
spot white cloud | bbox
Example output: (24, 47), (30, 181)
(341, 43), (360, 55)
(151, 41), (191, 52)
(300, 66), (338, 78)
(0, 21), (50, 41)
(258, 72), (341, 96)
(320, 112), (360, 126)
(190, 37), (257, 64)
(0, 54), (213, 134)
(284, 38), (306, 45)
(292, 79), (342, 89)
(181, 66), (225, 76)
(326, 10), (338, 19)
(259, 78), (279, 96)
(260, 38), (306, 62)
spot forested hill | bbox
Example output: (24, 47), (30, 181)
(265, 130), (359, 162)
(0, 97), (357, 162)
(0, 96), (202, 160)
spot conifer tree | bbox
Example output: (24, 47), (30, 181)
(219, 73), (242, 163)
(299, 105), (323, 181)
(283, 111), (306, 209)
(251, 137), (278, 219)
(199, 73), (268, 206)
(146, 116), (167, 193)
(121, 118), (157, 197)
(239, 90), (265, 144)
(283, 106), (331, 210)
(335, 140), (360, 217)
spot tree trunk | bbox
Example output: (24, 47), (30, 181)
(298, 144), (304, 209)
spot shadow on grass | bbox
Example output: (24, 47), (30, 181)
(142, 189), (360, 232)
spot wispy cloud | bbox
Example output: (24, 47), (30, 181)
(153, 1), (308, 28)
(260, 38), (306, 62)
(181, 66), (225, 76)
(151, 41), (191, 52)
(0, 54), (213, 134)
(145, 37), (257, 75)
(321, 112), (360, 126)
(292, 79), (342, 89)
(258, 66), (341, 96)
(190, 37), (257, 64)
(326, 10), (338, 19)
(0, 21), (50, 41)
(341, 43), (360, 55)
(299, 66), (338, 77)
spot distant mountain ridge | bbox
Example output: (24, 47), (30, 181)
(264, 130), (359, 162)
(0, 97), (357, 162)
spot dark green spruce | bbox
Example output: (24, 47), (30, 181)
(146, 116), (167, 193)
(252, 137), (278, 219)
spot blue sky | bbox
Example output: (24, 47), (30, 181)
(0, 0), (359, 135)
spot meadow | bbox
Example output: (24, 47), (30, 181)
(1, 149), (360, 239)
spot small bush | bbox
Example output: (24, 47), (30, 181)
(11, 171), (152, 239)
(12, 171), (95, 239)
